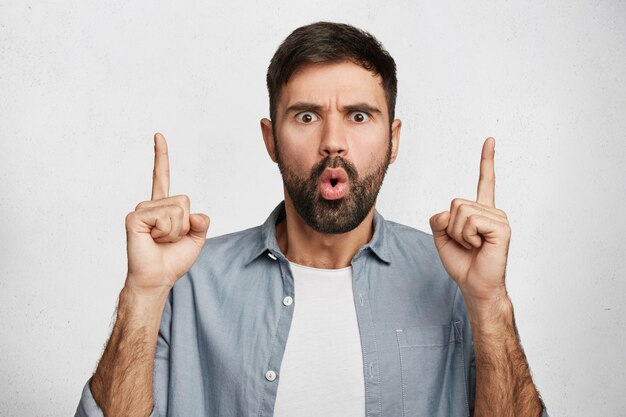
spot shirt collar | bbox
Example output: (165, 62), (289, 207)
(245, 201), (391, 266)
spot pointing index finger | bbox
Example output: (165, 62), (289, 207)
(151, 132), (170, 200)
(476, 137), (496, 207)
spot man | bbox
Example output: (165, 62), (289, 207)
(76, 22), (547, 417)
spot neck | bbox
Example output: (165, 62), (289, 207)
(275, 196), (376, 269)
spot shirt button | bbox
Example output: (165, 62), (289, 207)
(265, 370), (277, 381)
(283, 296), (293, 306)
(268, 252), (277, 260)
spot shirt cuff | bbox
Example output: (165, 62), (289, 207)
(74, 378), (159, 417)
(74, 379), (104, 417)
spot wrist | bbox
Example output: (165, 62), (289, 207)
(463, 290), (514, 334)
(124, 272), (174, 297)
(117, 283), (170, 327)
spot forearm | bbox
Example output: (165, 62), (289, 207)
(467, 294), (543, 417)
(90, 284), (169, 417)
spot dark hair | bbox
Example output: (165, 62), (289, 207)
(266, 21), (398, 123)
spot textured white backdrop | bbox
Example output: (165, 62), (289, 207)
(1, 1), (625, 416)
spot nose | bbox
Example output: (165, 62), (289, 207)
(319, 115), (349, 158)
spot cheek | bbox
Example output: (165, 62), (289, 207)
(276, 144), (315, 175)
(277, 125), (320, 164)
(347, 126), (390, 164)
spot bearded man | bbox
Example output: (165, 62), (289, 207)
(76, 22), (548, 417)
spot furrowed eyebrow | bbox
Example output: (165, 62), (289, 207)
(283, 101), (383, 117)
(343, 103), (382, 115)
(284, 102), (323, 116)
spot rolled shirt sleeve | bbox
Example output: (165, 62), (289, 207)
(74, 294), (172, 417)
(74, 379), (160, 417)
(74, 379), (104, 417)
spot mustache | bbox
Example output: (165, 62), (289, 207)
(309, 156), (358, 182)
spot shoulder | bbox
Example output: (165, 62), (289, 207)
(381, 218), (439, 262)
(187, 224), (266, 277)
(377, 217), (455, 288)
(201, 224), (264, 254)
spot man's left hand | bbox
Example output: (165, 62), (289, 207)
(429, 138), (511, 305)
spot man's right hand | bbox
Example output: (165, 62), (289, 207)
(124, 132), (210, 295)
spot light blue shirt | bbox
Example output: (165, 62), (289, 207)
(76, 202), (546, 417)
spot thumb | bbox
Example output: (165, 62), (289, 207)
(189, 213), (210, 241)
(429, 211), (451, 244)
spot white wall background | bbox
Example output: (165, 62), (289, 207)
(1, 1), (625, 416)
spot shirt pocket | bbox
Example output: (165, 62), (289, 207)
(396, 322), (469, 417)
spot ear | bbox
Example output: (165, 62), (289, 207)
(389, 118), (402, 164)
(260, 118), (277, 163)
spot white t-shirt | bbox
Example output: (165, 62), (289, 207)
(273, 262), (365, 417)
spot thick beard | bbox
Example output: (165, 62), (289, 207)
(276, 139), (392, 234)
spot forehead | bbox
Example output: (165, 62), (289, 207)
(279, 61), (387, 111)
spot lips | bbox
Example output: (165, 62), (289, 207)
(319, 168), (349, 200)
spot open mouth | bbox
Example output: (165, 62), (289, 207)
(319, 168), (349, 200)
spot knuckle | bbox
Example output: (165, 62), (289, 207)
(451, 198), (470, 211)
(479, 173), (495, 181)
(173, 204), (185, 217)
(125, 212), (135, 226)
(153, 211), (166, 225)
(161, 204), (178, 216)
(456, 203), (469, 215)
(154, 167), (170, 177)
(468, 215), (480, 227)
(178, 194), (191, 206)
(451, 227), (463, 240)
(155, 208), (170, 223)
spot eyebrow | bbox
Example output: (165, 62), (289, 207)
(283, 101), (383, 116)
(284, 102), (323, 115)
(343, 102), (382, 115)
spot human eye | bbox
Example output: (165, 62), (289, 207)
(348, 111), (370, 123)
(295, 111), (319, 124)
